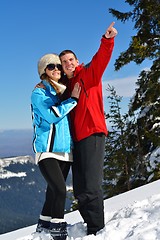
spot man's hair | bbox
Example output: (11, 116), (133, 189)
(59, 50), (78, 60)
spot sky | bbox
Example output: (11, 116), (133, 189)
(1, 179), (160, 240)
(0, 0), (151, 131)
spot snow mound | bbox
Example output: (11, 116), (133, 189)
(1, 180), (160, 240)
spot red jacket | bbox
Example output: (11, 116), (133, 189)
(69, 37), (114, 142)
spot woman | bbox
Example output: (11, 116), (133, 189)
(31, 53), (81, 240)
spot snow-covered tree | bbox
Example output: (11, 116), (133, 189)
(104, 0), (160, 195)
(103, 86), (148, 199)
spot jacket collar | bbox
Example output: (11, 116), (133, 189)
(42, 80), (56, 95)
(74, 64), (84, 77)
(42, 79), (66, 95)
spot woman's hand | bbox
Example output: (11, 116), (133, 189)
(71, 82), (81, 99)
(35, 82), (46, 89)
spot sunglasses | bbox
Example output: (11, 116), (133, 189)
(46, 63), (62, 71)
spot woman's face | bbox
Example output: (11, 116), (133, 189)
(45, 64), (62, 82)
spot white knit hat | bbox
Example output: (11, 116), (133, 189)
(38, 53), (61, 77)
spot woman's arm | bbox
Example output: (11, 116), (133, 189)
(31, 83), (81, 124)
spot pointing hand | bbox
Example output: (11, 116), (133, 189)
(105, 22), (118, 38)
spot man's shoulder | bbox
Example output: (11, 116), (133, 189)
(84, 62), (91, 68)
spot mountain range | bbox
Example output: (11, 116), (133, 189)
(0, 130), (73, 234)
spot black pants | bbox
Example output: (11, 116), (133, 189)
(39, 158), (70, 219)
(72, 133), (105, 234)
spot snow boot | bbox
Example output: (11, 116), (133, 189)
(49, 222), (67, 240)
(36, 219), (50, 233)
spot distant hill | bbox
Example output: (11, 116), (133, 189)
(0, 155), (73, 234)
(0, 129), (33, 158)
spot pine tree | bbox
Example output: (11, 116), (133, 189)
(104, 85), (129, 198)
(109, 0), (160, 70)
(129, 59), (160, 182)
(103, 83), (159, 199)
(129, 59), (160, 152)
(103, 85), (147, 198)
(107, 0), (160, 183)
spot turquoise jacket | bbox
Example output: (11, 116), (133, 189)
(31, 80), (77, 153)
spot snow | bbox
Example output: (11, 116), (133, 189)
(0, 155), (33, 179)
(0, 170), (26, 179)
(147, 147), (160, 170)
(1, 180), (160, 240)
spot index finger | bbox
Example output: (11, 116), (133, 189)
(108, 22), (115, 30)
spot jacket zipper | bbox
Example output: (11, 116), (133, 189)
(80, 79), (88, 98)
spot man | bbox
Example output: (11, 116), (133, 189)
(59, 22), (118, 235)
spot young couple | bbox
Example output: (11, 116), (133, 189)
(31, 22), (117, 240)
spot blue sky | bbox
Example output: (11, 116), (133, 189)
(0, 0), (151, 130)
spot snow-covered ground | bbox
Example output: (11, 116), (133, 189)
(1, 179), (160, 240)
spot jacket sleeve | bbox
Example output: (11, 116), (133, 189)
(31, 89), (77, 124)
(81, 37), (114, 90)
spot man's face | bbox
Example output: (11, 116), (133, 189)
(60, 53), (79, 79)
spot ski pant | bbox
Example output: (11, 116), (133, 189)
(38, 158), (70, 219)
(72, 133), (105, 234)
